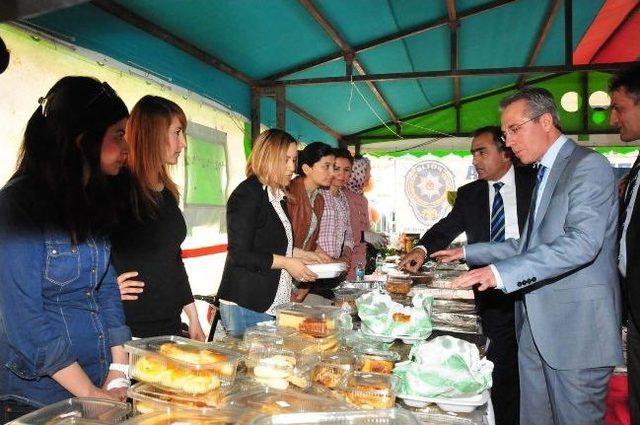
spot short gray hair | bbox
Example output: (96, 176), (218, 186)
(500, 87), (562, 131)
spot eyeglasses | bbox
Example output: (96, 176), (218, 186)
(501, 112), (545, 141)
(84, 81), (117, 109)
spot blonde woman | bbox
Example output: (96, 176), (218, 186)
(217, 129), (321, 337)
(110, 95), (204, 340)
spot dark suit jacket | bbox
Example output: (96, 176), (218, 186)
(624, 183), (640, 330)
(218, 175), (289, 312)
(418, 166), (536, 254)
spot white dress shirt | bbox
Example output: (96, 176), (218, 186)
(488, 165), (520, 240)
(619, 165), (640, 277)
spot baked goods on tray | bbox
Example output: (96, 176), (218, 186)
(125, 336), (240, 394)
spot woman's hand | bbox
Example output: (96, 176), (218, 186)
(188, 320), (206, 342)
(116, 271), (144, 301)
(183, 302), (206, 341)
(101, 370), (128, 401)
(314, 248), (332, 263)
(88, 386), (122, 401)
(284, 257), (318, 282)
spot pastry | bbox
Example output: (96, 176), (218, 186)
(254, 376), (290, 390)
(300, 333), (338, 352)
(278, 311), (335, 334)
(133, 356), (166, 384)
(299, 317), (329, 337)
(286, 373), (310, 389)
(385, 279), (412, 295)
(392, 312), (411, 323)
(312, 365), (345, 389)
(253, 355), (296, 379)
(159, 343), (201, 363)
(344, 380), (394, 409)
(360, 357), (394, 374)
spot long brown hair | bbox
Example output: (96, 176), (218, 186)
(246, 129), (297, 190)
(126, 95), (186, 218)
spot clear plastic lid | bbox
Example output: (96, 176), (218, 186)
(127, 382), (224, 415)
(385, 279), (412, 295)
(275, 303), (341, 337)
(291, 332), (339, 354)
(9, 398), (130, 424)
(354, 348), (400, 375)
(248, 408), (420, 425)
(222, 387), (349, 415)
(125, 336), (241, 394)
(312, 353), (356, 389)
(341, 372), (399, 410)
(120, 410), (246, 425)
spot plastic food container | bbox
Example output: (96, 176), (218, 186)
(293, 332), (339, 353)
(385, 278), (412, 295)
(244, 326), (297, 349)
(248, 408), (420, 425)
(333, 288), (367, 316)
(125, 336), (241, 394)
(222, 387), (349, 415)
(354, 350), (400, 375)
(312, 352), (356, 389)
(409, 272), (434, 286)
(275, 303), (341, 337)
(119, 410), (246, 425)
(341, 372), (399, 410)
(10, 398), (130, 424)
(127, 382), (225, 415)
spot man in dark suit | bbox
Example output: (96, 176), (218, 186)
(399, 126), (535, 425)
(610, 64), (640, 424)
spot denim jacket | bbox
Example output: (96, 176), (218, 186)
(0, 177), (131, 407)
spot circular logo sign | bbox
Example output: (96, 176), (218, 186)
(404, 160), (456, 226)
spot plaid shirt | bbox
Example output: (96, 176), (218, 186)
(317, 188), (354, 258)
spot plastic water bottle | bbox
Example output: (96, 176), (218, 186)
(375, 253), (384, 272)
(355, 262), (365, 281)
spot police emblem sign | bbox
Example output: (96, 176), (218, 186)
(404, 160), (456, 227)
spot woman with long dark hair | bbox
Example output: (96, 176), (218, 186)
(0, 77), (131, 420)
(110, 95), (204, 340)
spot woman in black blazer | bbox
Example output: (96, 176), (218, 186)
(217, 129), (322, 337)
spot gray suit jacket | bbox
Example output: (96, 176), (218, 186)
(466, 139), (623, 370)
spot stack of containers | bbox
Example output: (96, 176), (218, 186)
(124, 336), (242, 416)
(243, 325), (321, 390)
(274, 303), (342, 353)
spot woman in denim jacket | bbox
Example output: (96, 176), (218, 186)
(0, 77), (131, 419)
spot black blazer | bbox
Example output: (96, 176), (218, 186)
(218, 175), (289, 312)
(417, 166), (536, 254)
(624, 187), (640, 329)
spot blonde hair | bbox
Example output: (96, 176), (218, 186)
(246, 129), (297, 190)
(126, 95), (187, 218)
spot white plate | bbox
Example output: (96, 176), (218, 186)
(307, 262), (346, 279)
(397, 389), (490, 413)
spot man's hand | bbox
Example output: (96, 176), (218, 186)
(449, 266), (496, 291)
(398, 248), (426, 273)
(430, 247), (464, 263)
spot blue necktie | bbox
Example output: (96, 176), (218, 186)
(525, 165), (547, 249)
(490, 182), (505, 242)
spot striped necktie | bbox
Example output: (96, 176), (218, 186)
(490, 182), (505, 242)
(524, 165), (547, 249)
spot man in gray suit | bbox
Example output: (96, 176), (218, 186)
(433, 87), (623, 425)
